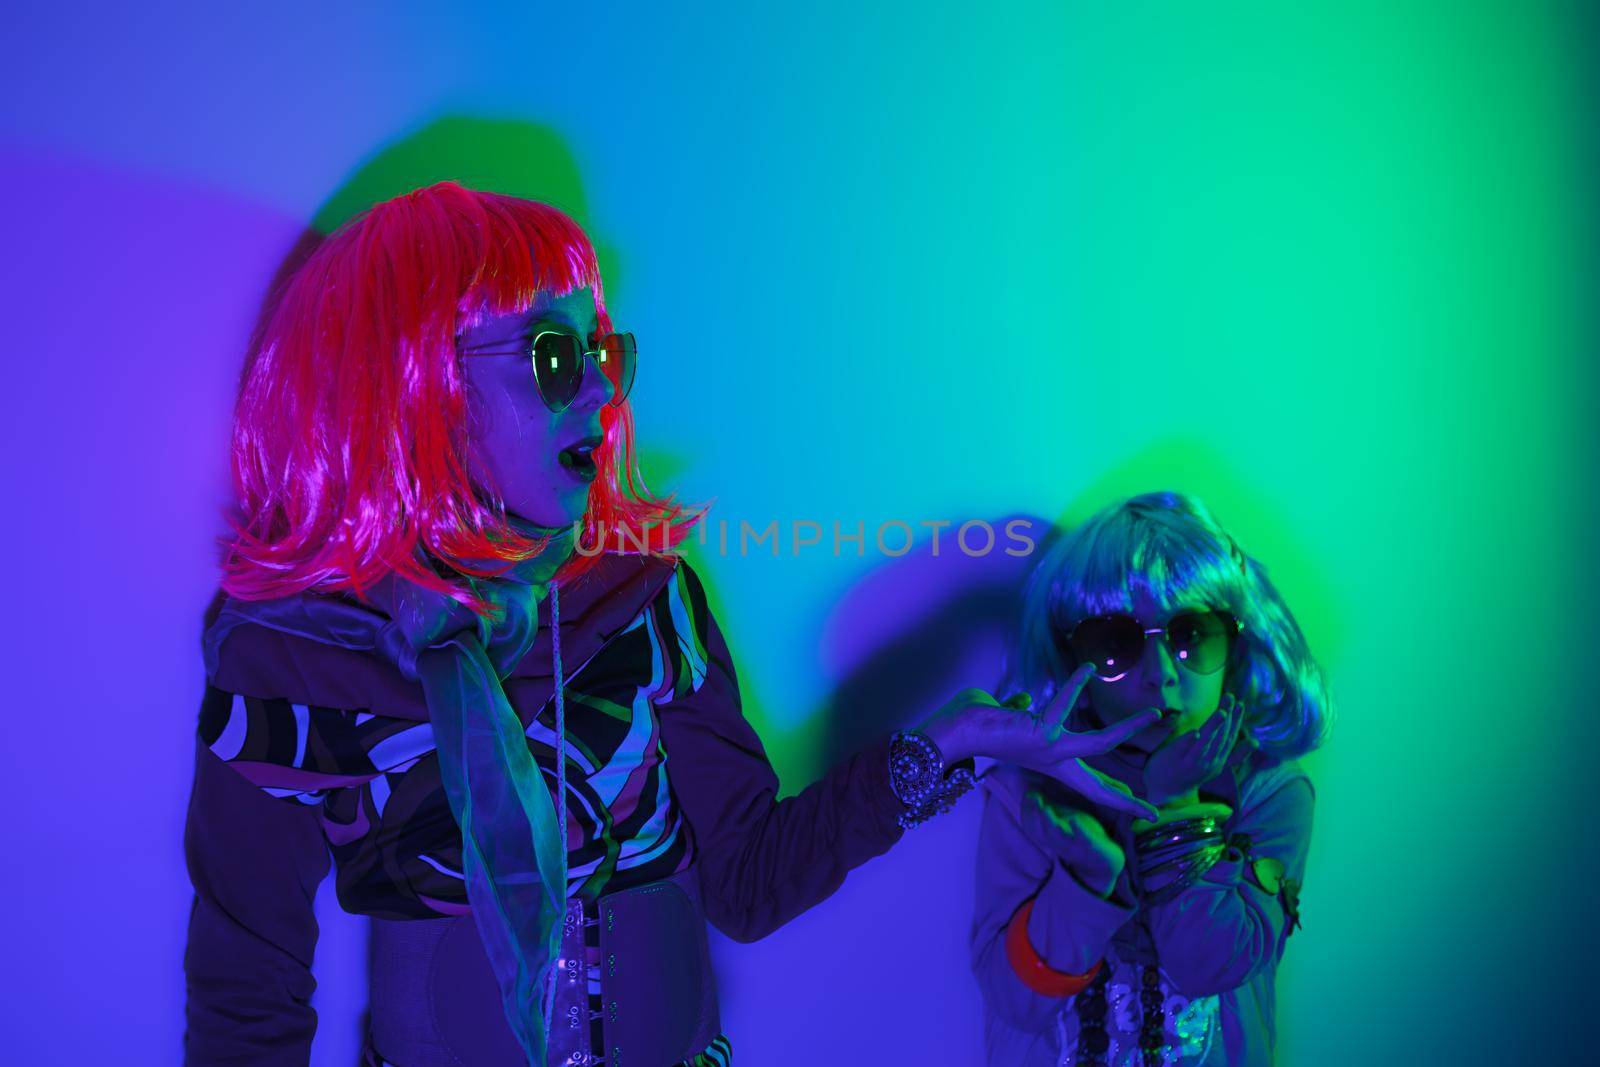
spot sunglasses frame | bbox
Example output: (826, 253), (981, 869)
(460, 329), (637, 414)
(1059, 609), (1244, 683)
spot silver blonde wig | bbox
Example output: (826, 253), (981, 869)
(1012, 491), (1331, 760)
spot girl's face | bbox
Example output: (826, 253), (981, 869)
(1081, 587), (1228, 755)
(457, 286), (613, 528)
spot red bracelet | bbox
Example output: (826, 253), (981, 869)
(1004, 897), (1103, 997)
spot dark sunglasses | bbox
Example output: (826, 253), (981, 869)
(1058, 610), (1242, 682)
(462, 329), (637, 414)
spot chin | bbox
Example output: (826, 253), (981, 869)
(504, 480), (585, 529)
(503, 499), (582, 531)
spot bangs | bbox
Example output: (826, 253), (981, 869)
(450, 194), (607, 331)
(1054, 501), (1244, 626)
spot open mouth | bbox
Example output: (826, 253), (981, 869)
(557, 434), (603, 481)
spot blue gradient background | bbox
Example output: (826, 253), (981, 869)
(4, 3), (1595, 1063)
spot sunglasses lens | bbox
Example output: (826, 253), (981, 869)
(1070, 616), (1146, 679)
(1167, 612), (1233, 674)
(532, 333), (584, 411)
(597, 332), (637, 406)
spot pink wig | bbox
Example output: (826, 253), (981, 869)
(220, 180), (700, 614)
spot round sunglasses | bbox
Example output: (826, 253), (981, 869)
(1058, 610), (1242, 682)
(461, 329), (637, 414)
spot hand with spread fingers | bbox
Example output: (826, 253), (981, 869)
(1139, 691), (1245, 809)
(916, 663), (1161, 821)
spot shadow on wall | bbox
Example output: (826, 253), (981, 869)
(816, 514), (1044, 767)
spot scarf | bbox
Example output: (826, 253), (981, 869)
(201, 520), (575, 1066)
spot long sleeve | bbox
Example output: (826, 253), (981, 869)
(1141, 761), (1314, 999)
(969, 767), (1136, 1036)
(650, 561), (910, 943)
(183, 719), (331, 1065)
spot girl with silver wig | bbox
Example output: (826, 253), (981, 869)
(973, 491), (1330, 1066)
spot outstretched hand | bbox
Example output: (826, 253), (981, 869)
(917, 663), (1161, 820)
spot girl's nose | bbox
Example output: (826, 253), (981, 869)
(1138, 632), (1182, 691)
(570, 352), (616, 412)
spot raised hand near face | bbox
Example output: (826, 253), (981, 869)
(1139, 691), (1244, 809)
